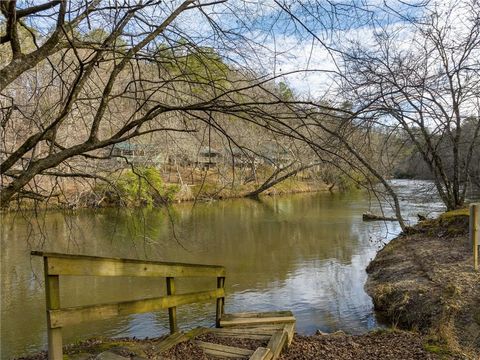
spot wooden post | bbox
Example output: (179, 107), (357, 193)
(216, 276), (225, 327)
(44, 258), (63, 360)
(470, 204), (479, 271)
(166, 277), (178, 333)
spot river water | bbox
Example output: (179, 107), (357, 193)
(1, 180), (446, 359)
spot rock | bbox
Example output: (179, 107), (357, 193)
(315, 330), (346, 336)
(95, 351), (129, 360)
(417, 214), (427, 221)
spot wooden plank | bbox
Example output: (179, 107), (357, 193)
(156, 332), (188, 353)
(156, 327), (210, 354)
(250, 347), (273, 360)
(216, 277), (225, 327)
(40, 255), (225, 278)
(199, 348), (250, 358)
(45, 264), (63, 360)
(49, 288), (225, 327)
(283, 323), (295, 346)
(184, 327), (210, 339)
(222, 324), (287, 331)
(32, 251), (224, 271)
(223, 311), (293, 320)
(195, 341), (254, 358)
(220, 316), (296, 328)
(212, 327), (278, 336)
(266, 330), (288, 360)
(215, 333), (272, 340)
(166, 277), (177, 334)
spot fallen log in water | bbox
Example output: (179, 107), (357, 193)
(362, 212), (397, 221)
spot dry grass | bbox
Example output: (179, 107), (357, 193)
(366, 211), (480, 359)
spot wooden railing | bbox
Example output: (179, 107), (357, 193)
(32, 251), (226, 360)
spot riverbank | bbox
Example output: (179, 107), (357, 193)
(17, 329), (449, 360)
(172, 177), (331, 202)
(366, 209), (480, 359)
(2, 172), (333, 211)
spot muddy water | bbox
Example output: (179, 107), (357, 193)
(0, 180), (445, 359)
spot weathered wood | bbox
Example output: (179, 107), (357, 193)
(166, 277), (178, 334)
(223, 311), (293, 319)
(195, 341), (254, 358)
(220, 316), (296, 328)
(471, 204), (479, 271)
(34, 253), (225, 278)
(44, 259), (63, 360)
(266, 330), (288, 360)
(216, 276), (225, 327)
(155, 327), (210, 354)
(49, 288), (225, 327)
(211, 327), (278, 336)
(249, 347), (273, 360)
(184, 327), (211, 339)
(221, 324), (287, 331)
(283, 323), (295, 346)
(156, 332), (188, 353)
(215, 333), (272, 340)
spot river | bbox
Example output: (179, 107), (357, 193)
(0, 180), (446, 359)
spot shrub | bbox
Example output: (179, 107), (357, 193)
(107, 167), (178, 207)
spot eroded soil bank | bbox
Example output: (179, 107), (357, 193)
(366, 209), (480, 359)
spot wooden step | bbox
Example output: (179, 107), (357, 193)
(220, 311), (295, 328)
(211, 327), (278, 336)
(283, 323), (295, 345)
(223, 311), (293, 319)
(194, 340), (255, 358)
(249, 347), (273, 360)
(155, 327), (209, 354)
(212, 323), (295, 346)
(220, 315), (296, 327)
(266, 330), (288, 360)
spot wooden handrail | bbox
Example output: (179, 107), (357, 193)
(48, 289), (225, 328)
(32, 251), (225, 277)
(31, 251), (226, 360)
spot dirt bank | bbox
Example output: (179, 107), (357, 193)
(366, 209), (480, 359)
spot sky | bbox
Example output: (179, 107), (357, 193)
(174, 0), (431, 97)
(12, 0), (477, 102)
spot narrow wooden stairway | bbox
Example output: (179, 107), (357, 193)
(159, 310), (296, 360)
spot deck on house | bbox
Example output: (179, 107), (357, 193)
(157, 310), (296, 360)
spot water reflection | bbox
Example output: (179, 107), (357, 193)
(1, 180), (445, 359)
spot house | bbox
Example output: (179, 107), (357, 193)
(196, 146), (221, 169)
(224, 147), (256, 168)
(111, 142), (166, 167)
(259, 144), (293, 167)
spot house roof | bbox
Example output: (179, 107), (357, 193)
(113, 142), (156, 151)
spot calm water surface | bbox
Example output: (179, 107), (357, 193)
(1, 180), (445, 359)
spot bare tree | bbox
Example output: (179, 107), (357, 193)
(1, 0), (339, 206)
(340, 0), (480, 210)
